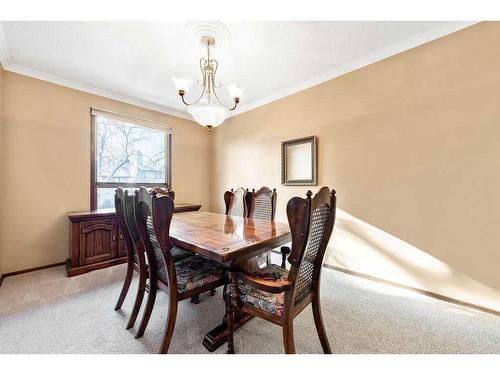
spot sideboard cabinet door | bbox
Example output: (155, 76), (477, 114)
(78, 218), (117, 266)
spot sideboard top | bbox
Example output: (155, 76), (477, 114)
(67, 204), (202, 221)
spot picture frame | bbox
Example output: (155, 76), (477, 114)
(281, 135), (317, 186)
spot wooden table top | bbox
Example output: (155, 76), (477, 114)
(170, 211), (291, 264)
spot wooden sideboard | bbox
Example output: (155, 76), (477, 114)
(66, 204), (202, 277)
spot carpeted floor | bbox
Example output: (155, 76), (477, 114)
(0, 260), (499, 354)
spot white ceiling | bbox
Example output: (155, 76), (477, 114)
(0, 21), (475, 120)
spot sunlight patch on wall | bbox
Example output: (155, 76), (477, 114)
(324, 209), (500, 312)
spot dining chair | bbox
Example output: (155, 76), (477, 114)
(246, 186), (277, 266)
(150, 186), (216, 302)
(114, 188), (148, 329)
(247, 186), (277, 220)
(226, 187), (337, 354)
(152, 186), (216, 302)
(134, 187), (227, 353)
(224, 187), (249, 216)
(114, 188), (193, 330)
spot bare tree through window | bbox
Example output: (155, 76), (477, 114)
(93, 116), (170, 209)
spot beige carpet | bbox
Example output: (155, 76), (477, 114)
(0, 258), (499, 354)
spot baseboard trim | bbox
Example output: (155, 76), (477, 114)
(325, 264), (500, 318)
(1, 261), (67, 281)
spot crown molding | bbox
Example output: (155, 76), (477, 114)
(1, 21), (479, 122)
(228, 21), (479, 118)
(3, 63), (193, 120)
(0, 23), (192, 121)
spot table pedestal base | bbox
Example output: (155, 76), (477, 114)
(202, 312), (254, 352)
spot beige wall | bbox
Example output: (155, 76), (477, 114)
(211, 22), (500, 312)
(1, 71), (210, 274)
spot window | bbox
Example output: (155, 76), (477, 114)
(91, 108), (172, 210)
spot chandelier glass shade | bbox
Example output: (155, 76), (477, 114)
(174, 36), (240, 131)
(187, 102), (228, 128)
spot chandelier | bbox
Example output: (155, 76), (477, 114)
(173, 35), (242, 131)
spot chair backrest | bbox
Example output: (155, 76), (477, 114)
(123, 190), (140, 244)
(224, 187), (248, 217)
(123, 189), (146, 266)
(247, 187), (277, 221)
(115, 188), (137, 265)
(286, 187), (337, 305)
(134, 186), (176, 287)
(150, 193), (179, 289)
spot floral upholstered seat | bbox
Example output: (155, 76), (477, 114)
(157, 255), (226, 293)
(236, 264), (289, 317)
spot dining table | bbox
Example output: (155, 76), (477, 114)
(170, 210), (291, 352)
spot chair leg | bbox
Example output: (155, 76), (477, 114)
(282, 320), (296, 354)
(280, 246), (291, 269)
(221, 285), (228, 324)
(125, 268), (147, 330)
(210, 288), (216, 296)
(266, 251), (272, 266)
(190, 294), (200, 304)
(114, 264), (133, 311)
(226, 304), (235, 354)
(312, 294), (332, 354)
(226, 271), (238, 354)
(135, 283), (157, 338)
(159, 293), (178, 354)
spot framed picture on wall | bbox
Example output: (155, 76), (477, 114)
(281, 135), (317, 186)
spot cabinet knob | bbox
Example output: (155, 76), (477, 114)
(112, 235), (116, 241)
(119, 234), (123, 240)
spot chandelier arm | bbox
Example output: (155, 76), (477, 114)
(179, 84), (207, 106)
(211, 86), (224, 106)
(180, 94), (192, 106)
(194, 84), (207, 104)
(229, 97), (240, 111)
(198, 58), (208, 86)
(211, 86), (240, 111)
(210, 59), (222, 88)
